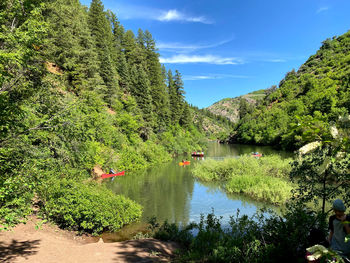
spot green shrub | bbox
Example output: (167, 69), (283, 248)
(154, 204), (327, 263)
(192, 155), (294, 204)
(38, 178), (142, 235)
(226, 175), (293, 204)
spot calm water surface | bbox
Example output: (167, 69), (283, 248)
(103, 143), (291, 241)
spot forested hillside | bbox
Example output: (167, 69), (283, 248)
(206, 89), (266, 123)
(0, 0), (226, 230)
(230, 30), (350, 150)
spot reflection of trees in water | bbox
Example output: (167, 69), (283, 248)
(206, 142), (293, 159)
(107, 143), (288, 227)
(108, 162), (194, 226)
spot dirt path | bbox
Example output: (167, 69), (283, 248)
(0, 216), (180, 263)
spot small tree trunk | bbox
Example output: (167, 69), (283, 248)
(322, 169), (328, 215)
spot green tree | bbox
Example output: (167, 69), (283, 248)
(45, 0), (104, 94)
(0, 0), (49, 226)
(290, 117), (350, 214)
(88, 0), (118, 104)
(130, 65), (154, 138)
(123, 30), (146, 69)
(141, 30), (169, 131)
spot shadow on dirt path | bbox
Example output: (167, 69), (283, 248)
(113, 239), (180, 262)
(0, 239), (40, 263)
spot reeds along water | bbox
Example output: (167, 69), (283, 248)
(192, 154), (294, 205)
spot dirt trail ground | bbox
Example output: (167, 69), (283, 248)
(0, 216), (180, 263)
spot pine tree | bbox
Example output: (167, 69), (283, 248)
(161, 65), (171, 127)
(130, 65), (154, 130)
(116, 52), (131, 93)
(173, 70), (186, 124)
(140, 30), (169, 131)
(106, 10), (124, 60)
(45, 0), (104, 93)
(88, 0), (118, 104)
(167, 70), (178, 124)
(123, 30), (146, 69)
(180, 103), (192, 128)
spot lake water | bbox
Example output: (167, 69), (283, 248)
(103, 142), (291, 241)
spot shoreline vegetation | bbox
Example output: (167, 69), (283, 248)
(192, 154), (294, 205)
(1, 0), (232, 234)
(1, 0), (350, 261)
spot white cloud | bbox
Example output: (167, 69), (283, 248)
(183, 75), (213, 81)
(316, 7), (329, 13)
(263, 59), (287, 63)
(158, 9), (212, 24)
(112, 4), (212, 24)
(157, 38), (233, 52)
(159, 10), (181, 21)
(183, 74), (250, 81)
(159, 54), (242, 65)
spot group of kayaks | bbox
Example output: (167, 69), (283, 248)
(179, 161), (191, 166)
(178, 151), (205, 166)
(191, 151), (204, 157)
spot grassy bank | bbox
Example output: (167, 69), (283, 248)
(192, 155), (294, 204)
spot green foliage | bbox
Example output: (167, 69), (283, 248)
(291, 145), (350, 214)
(232, 30), (350, 150)
(226, 175), (293, 204)
(38, 178), (142, 235)
(192, 155), (293, 204)
(0, 0), (223, 231)
(154, 204), (327, 262)
(88, 0), (118, 101)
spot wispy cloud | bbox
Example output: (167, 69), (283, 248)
(112, 4), (212, 24)
(157, 38), (233, 52)
(316, 7), (329, 13)
(183, 75), (214, 81)
(262, 59), (287, 63)
(159, 55), (242, 65)
(183, 74), (251, 81)
(157, 9), (212, 24)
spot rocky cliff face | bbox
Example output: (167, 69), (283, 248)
(206, 90), (266, 123)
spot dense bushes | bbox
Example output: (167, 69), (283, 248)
(153, 204), (327, 263)
(192, 155), (293, 204)
(38, 179), (142, 235)
(0, 0), (211, 230)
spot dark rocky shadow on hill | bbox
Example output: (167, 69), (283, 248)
(0, 239), (40, 263)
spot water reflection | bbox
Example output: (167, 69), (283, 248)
(105, 142), (290, 239)
(206, 142), (293, 159)
(108, 161), (194, 226)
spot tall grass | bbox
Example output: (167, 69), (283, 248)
(192, 154), (294, 204)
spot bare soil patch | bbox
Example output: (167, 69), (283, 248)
(0, 216), (180, 263)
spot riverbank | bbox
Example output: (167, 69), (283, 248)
(0, 216), (180, 263)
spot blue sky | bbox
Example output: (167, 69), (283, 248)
(80, 0), (350, 109)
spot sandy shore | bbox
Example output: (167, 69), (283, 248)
(0, 216), (180, 263)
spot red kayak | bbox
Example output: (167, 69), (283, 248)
(101, 171), (125, 179)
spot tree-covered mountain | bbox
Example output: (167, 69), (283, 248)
(229, 30), (350, 150)
(191, 106), (235, 141)
(0, 0), (227, 230)
(206, 90), (266, 123)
